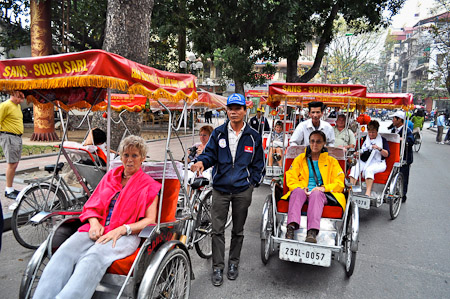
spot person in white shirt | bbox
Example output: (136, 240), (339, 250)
(334, 114), (356, 150)
(290, 101), (335, 146)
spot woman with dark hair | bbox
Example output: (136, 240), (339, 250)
(283, 130), (345, 243)
(349, 120), (390, 197)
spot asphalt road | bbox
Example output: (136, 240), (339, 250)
(1, 122), (449, 299)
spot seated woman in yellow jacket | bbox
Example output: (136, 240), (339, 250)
(284, 130), (345, 243)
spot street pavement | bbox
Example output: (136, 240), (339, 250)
(1, 120), (450, 298)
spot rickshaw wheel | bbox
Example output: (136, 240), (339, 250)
(195, 191), (213, 259)
(260, 195), (273, 265)
(145, 248), (191, 299)
(12, 184), (68, 249)
(413, 138), (422, 152)
(389, 172), (404, 220)
(344, 204), (357, 277)
(19, 241), (49, 299)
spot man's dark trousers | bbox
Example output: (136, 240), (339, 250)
(211, 186), (253, 270)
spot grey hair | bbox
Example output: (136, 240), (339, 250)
(119, 135), (147, 158)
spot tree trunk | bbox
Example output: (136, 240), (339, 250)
(99, 0), (155, 148)
(103, 0), (154, 65)
(286, 56), (298, 83)
(234, 79), (245, 95)
(178, 28), (187, 72)
(30, 0), (58, 142)
(296, 3), (339, 83)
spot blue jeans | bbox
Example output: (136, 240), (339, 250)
(33, 231), (140, 299)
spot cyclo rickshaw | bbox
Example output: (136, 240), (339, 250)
(350, 92), (414, 219)
(260, 82), (363, 277)
(0, 49), (198, 298)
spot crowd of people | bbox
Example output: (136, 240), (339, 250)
(2, 88), (448, 293)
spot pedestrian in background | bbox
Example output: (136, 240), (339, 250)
(0, 91), (25, 202)
(249, 107), (270, 135)
(436, 112), (445, 144)
(191, 93), (265, 287)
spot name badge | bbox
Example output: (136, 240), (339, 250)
(219, 138), (227, 148)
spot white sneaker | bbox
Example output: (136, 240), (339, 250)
(8, 201), (18, 210)
(440, 142), (445, 145)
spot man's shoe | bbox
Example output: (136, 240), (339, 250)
(285, 224), (295, 240)
(402, 195), (407, 203)
(227, 263), (239, 280)
(211, 269), (223, 286)
(5, 190), (19, 200)
(305, 229), (318, 243)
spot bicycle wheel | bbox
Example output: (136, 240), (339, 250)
(19, 241), (49, 299)
(141, 248), (191, 299)
(194, 192), (213, 259)
(344, 205), (357, 277)
(12, 184), (68, 249)
(389, 172), (404, 220)
(413, 136), (422, 152)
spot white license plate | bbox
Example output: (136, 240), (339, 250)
(279, 242), (332, 267)
(353, 197), (370, 209)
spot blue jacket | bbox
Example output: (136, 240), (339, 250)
(197, 121), (265, 194)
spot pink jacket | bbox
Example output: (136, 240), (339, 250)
(78, 166), (161, 234)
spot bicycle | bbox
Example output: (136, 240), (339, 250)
(180, 172), (232, 258)
(413, 130), (422, 152)
(11, 160), (93, 249)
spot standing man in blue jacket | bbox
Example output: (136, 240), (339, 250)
(391, 111), (414, 203)
(191, 93), (265, 287)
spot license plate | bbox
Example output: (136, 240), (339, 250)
(279, 242), (332, 267)
(353, 197), (370, 209)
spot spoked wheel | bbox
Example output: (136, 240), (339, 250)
(144, 248), (191, 299)
(260, 195), (274, 265)
(389, 172), (404, 220)
(194, 192), (213, 259)
(12, 184), (67, 249)
(19, 241), (49, 299)
(413, 136), (422, 152)
(344, 203), (357, 277)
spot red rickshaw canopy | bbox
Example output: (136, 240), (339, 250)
(366, 93), (414, 110)
(268, 82), (367, 108)
(0, 49), (197, 110)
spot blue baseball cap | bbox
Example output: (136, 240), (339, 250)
(227, 93), (246, 107)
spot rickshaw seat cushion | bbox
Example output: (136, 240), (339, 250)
(374, 133), (400, 184)
(106, 178), (180, 275)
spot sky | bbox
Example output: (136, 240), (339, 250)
(390, 0), (439, 29)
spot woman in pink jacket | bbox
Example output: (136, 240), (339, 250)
(33, 136), (161, 299)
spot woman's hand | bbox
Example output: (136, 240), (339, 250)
(310, 186), (325, 193)
(96, 226), (127, 248)
(88, 218), (104, 241)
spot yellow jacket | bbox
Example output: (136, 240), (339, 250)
(281, 150), (346, 209)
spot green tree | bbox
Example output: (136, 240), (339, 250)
(0, 0), (30, 57)
(188, 0), (278, 94)
(270, 0), (405, 83)
(428, 0), (450, 96)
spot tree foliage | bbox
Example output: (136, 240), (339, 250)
(188, 0), (278, 93)
(0, 0), (30, 56)
(428, 0), (450, 96)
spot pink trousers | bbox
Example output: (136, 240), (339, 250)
(287, 188), (327, 231)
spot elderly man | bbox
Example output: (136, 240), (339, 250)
(249, 107), (270, 135)
(334, 114), (356, 150)
(391, 111), (414, 203)
(290, 101), (335, 146)
(0, 91), (25, 200)
(191, 93), (265, 287)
